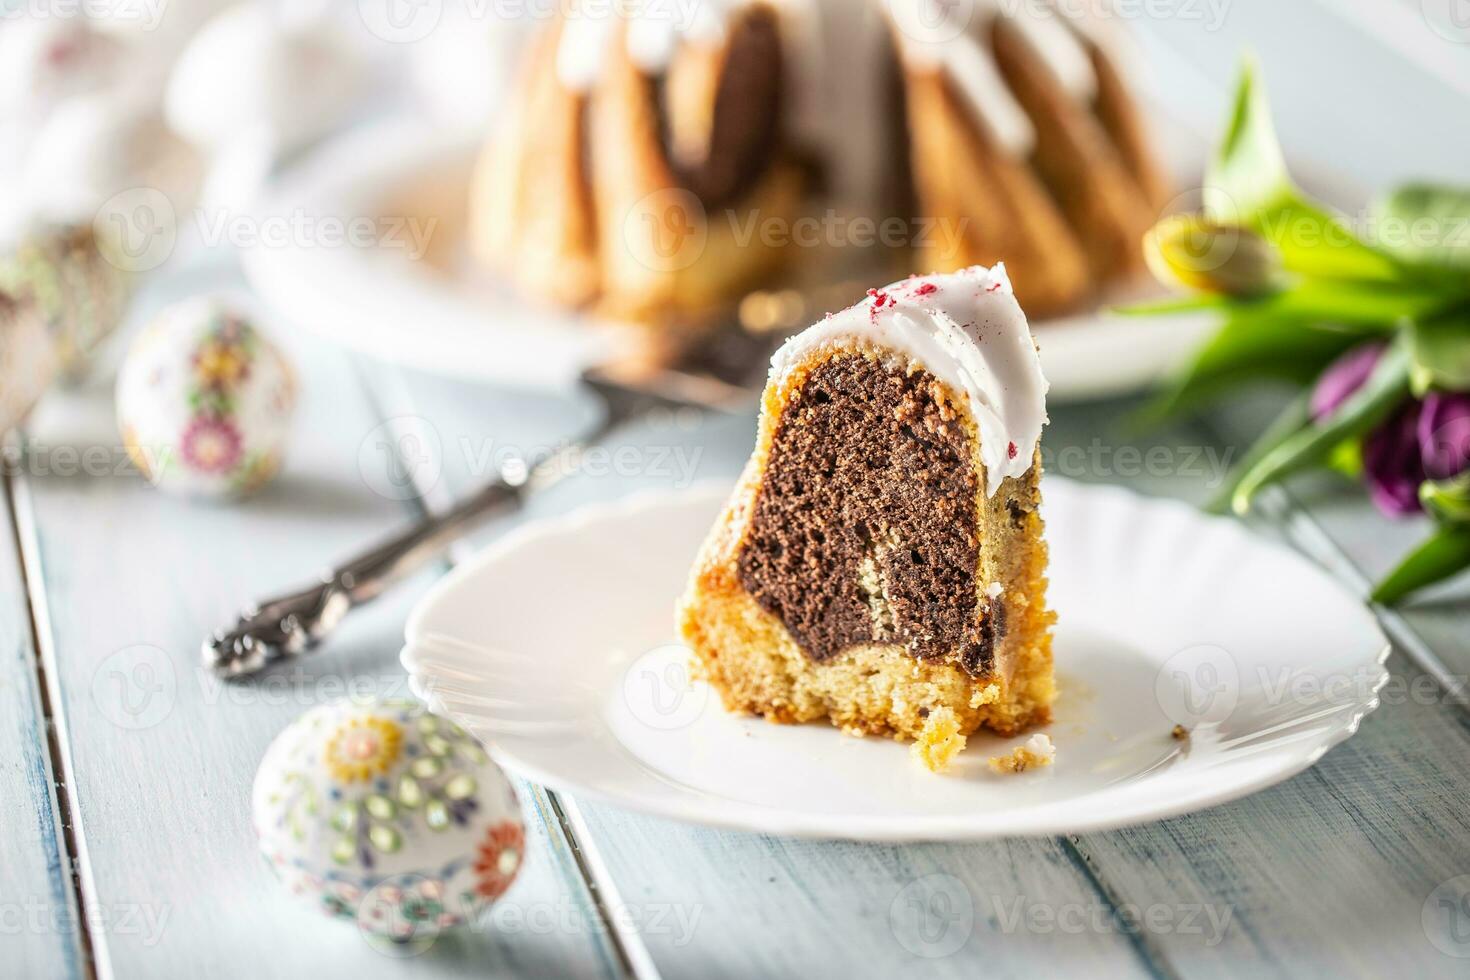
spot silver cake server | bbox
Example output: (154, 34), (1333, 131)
(202, 283), (861, 679)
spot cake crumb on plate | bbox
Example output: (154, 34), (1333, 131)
(912, 707), (967, 773)
(988, 734), (1055, 774)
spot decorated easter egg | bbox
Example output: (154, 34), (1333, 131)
(252, 698), (526, 942)
(0, 225), (135, 379)
(116, 297), (295, 497)
(0, 290), (59, 436)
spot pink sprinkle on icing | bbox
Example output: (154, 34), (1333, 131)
(866, 288), (893, 321)
(1007, 441), (1018, 459)
(914, 282), (938, 297)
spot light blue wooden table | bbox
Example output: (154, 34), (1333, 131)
(4, 3), (1470, 977)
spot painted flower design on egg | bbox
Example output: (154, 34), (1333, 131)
(193, 336), (251, 390)
(473, 822), (525, 899)
(180, 415), (243, 473)
(325, 716), (404, 783)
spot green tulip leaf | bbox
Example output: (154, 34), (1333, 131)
(1205, 393), (1313, 513)
(1205, 60), (1401, 285)
(1230, 339), (1412, 513)
(1141, 273), (1453, 422)
(1373, 183), (1470, 273)
(1372, 523), (1470, 603)
(1111, 294), (1230, 318)
(1406, 313), (1470, 395)
(1421, 473), (1470, 525)
(1263, 278), (1452, 328)
(1252, 199), (1404, 284)
(1327, 438), (1364, 479)
(1146, 312), (1363, 420)
(1204, 57), (1292, 226)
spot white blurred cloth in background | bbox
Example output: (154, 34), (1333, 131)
(0, 0), (538, 247)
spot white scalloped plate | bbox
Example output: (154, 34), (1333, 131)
(402, 480), (1389, 841)
(245, 116), (1212, 399)
(241, 118), (616, 393)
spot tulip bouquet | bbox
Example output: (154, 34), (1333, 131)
(1128, 62), (1470, 603)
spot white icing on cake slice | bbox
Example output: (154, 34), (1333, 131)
(769, 264), (1049, 497)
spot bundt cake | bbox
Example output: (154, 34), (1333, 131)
(471, 0), (1167, 326)
(677, 264), (1055, 770)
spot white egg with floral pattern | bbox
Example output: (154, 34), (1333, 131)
(116, 296), (296, 499)
(251, 697), (526, 943)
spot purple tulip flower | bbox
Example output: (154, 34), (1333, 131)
(1363, 406), (1427, 516)
(1418, 392), (1470, 482)
(1310, 342), (1387, 420)
(1309, 342), (1470, 518)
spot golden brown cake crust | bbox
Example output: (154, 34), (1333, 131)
(1085, 42), (1171, 213)
(472, 3), (804, 330)
(473, 4), (1168, 327)
(989, 18), (1155, 285)
(900, 64), (1091, 319)
(469, 19), (600, 309)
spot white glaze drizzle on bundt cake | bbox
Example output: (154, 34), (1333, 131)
(556, 0), (740, 88)
(473, 0), (1166, 324)
(472, 0), (801, 325)
(892, 0), (1111, 151)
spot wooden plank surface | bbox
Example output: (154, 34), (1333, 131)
(1046, 400), (1470, 979)
(1037, 11), (1470, 965)
(10, 267), (623, 979)
(1073, 650), (1470, 980)
(0, 469), (83, 979)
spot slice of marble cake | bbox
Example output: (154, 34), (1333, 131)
(678, 265), (1056, 763)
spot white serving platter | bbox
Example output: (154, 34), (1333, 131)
(244, 116), (1215, 400)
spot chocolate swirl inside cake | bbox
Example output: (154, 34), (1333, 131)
(737, 353), (1005, 677)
